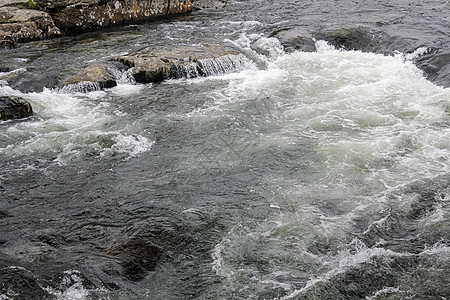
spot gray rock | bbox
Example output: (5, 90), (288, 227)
(191, 0), (227, 10)
(414, 49), (450, 88)
(113, 44), (246, 83)
(1, 68), (59, 93)
(0, 265), (51, 299)
(272, 28), (316, 53)
(0, 6), (62, 47)
(315, 27), (384, 53)
(0, 96), (33, 120)
(38, 0), (192, 33)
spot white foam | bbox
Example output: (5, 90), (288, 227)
(366, 287), (401, 300)
(197, 40), (449, 298)
(44, 270), (107, 300)
(0, 86), (154, 161)
(109, 133), (155, 158)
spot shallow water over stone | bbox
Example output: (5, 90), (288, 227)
(1, 1), (449, 299)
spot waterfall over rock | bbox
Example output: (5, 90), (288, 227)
(171, 54), (252, 78)
(113, 45), (254, 83)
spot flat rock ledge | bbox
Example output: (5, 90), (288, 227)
(40, 0), (192, 33)
(113, 44), (246, 83)
(0, 95), (33, 120)
(0, 6), (62, 48)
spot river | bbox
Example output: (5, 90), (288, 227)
(1, 0), (449, 299)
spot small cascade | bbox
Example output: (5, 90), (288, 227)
(171, 60), (200, 79)
(197, 54), (251, 76)
(58, 81), (101, 93)
(108, 67), (136, 85)
(170, 54), (253, 80)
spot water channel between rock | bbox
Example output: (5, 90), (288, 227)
(0, 0), (449, 299)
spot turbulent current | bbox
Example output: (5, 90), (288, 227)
(1, 1), (449, 299)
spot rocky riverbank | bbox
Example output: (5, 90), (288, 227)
(0, 0), (228, 48)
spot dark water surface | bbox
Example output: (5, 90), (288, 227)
(1, 1), (449, 299)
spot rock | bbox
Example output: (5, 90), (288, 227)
(271, 27), (316, 53)
(314, 26), (450, 88)
(106, 240), (162, 281)
(315, 27), (381, 52)
(113, 44), (247, 83)
(191, 0), (227, 10)
(0, 6), (62, 48)
(1, 68), (60, 93)
(105, 216), (185, 282)
(0, 96), (33, 120)
(38, 0), (192, 33)
(59, 62), (118, 92)
(0, 265), (51, 299)
(414, 49), (450, 88)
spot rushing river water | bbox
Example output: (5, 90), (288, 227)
(1, 0), (450, 299)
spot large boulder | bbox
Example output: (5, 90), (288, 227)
(0, 96), (33, 120)
(0, 6), (62, 48)
(59, 62), (118, 92)
(113, 44), (247, 83)
(37, 0), (192, 33)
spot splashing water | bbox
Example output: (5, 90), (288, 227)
(0, 4), (449, 298)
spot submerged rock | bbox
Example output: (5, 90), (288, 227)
(60, 62), (118, 92)
(0, 265), (51, 299)
(105, 216), (186, 282)
(0, 96), (33, 120)
(38, 0), (192, 33)
(106, 240), (162, 282)
(0, 6), (62, 47)
(113, 44), (248, 83)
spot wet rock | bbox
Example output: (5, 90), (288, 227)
(0, 6), (62, 48)
(113, 44), (246, 83)
(1, 68), (60, 93)
(414, 49), (450, 88)
(191, 0), (227, 10)
(105, 216), (186, 282)
(0, 96), (33, 120)
(317, 27), (450, 88)
(107, 240), (162, 281)
(38, 0), (192, 33)
(0, 266), (51, 300)
(275, 26), (450, 88)
(271, 27), (316, 53)
(315, 27), (382, 52)
(60, 62), (118, 92)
